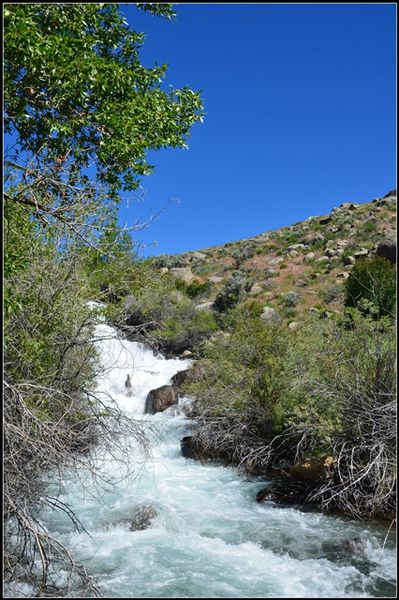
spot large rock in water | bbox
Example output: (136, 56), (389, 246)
(170, 365), (206, 388)
(181, 436), (202, 459)
(145, 385), (179, 414)
(129, 505), (158, 531)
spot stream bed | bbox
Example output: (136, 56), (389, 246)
(10, 322), (397, 598)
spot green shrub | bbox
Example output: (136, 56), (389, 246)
(186, 279), (212, 299)
(213, 272), (252, 313)
(345, 256), (396, 318)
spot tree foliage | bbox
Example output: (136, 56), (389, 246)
(4, 3), (203, 195)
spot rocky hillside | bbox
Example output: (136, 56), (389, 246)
(153, 189), (396, 327)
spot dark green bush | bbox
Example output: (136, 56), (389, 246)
(345, 256), (396, 318)
(213, 272), (252, 313)
(186, 279), (212, 299)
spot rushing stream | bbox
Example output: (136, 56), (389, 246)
(9, 321), (397, 598)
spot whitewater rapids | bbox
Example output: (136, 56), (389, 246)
(10, 321), (397, 598)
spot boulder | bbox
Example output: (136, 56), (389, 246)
(290, 455), (336, 483)
(294, 279), (308, 287)
(354, 248), (369, 258)
(316, 256), (330, 264)
(159, 267), (169, 274)
(209, 276), (224, 284)
(104, 504), (159, 532)
(287, 243), (307, 251)
(260, 306), (280, 322)
(288, 321), (301, 331)
(249, 283), (264, 295)
(303, 252), (315, 262)
(181, 436), (201, 459)
(145, 385), (179, 414)
(342, 255), (355, 266)
(171, 365), (206, 388)
(128, 505), (158, 531)
(341, 537), (366, 556)
(195, 301), (214, 312)
(269, 257), (284, 266)
(302, 232), (325, 245)
(256, 487), (277, 503)
(336, 272), (349, 280)
(170, 267), (195, 283)
(319, 215), (332, 225)
(376, 239), (396, 264)
(191, 252), (207, 261)
(325, 248), (338, 258)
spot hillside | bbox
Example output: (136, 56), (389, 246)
(153, 189), (396, 326)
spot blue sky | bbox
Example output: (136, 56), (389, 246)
(120, 3), (396, 257)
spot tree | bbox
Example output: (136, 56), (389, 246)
(3, 5), (203, 594)
(4, 3), (203, 197)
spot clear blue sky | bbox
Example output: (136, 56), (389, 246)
(120, 3), (396, 257)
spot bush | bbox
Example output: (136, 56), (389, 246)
(345, 256), (396, 318)
(213, 272), (252, 313)
(185, 279), (212, 299)
(280, 291), (301, 307)
(288, 311), (396, 517)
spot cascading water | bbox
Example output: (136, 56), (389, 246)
(8, 321), (396, 598)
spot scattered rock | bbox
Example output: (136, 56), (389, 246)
(269, 257), (284, 266)
(294, 279), (308, 287)
(209, 276), (224, 284)
(170, 267), (195, 283)
(159, 267), (169, 274)
(304, 252), (315, 262)
(190, 251), (207, 261)
(336, 272), (349, 280)
(303, 232), (325, 245)
(339, 202), (359, 210)
(145, 385), (180, 414)
(288, 321), (301, 331)
(325, 248), (338, 258)
(195, 301), (214, 312)
(181, 350), (193, 358)
(249, 283), (264, 295)
(316, 256), (330, 264)
(287, 243), (308, 251)
(288, 249), (299, 258)
(319, 215), (332, 225)
(260, 306), (280, 322)
(354, 248), (369, 258)
(342, 255), (355, 266)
